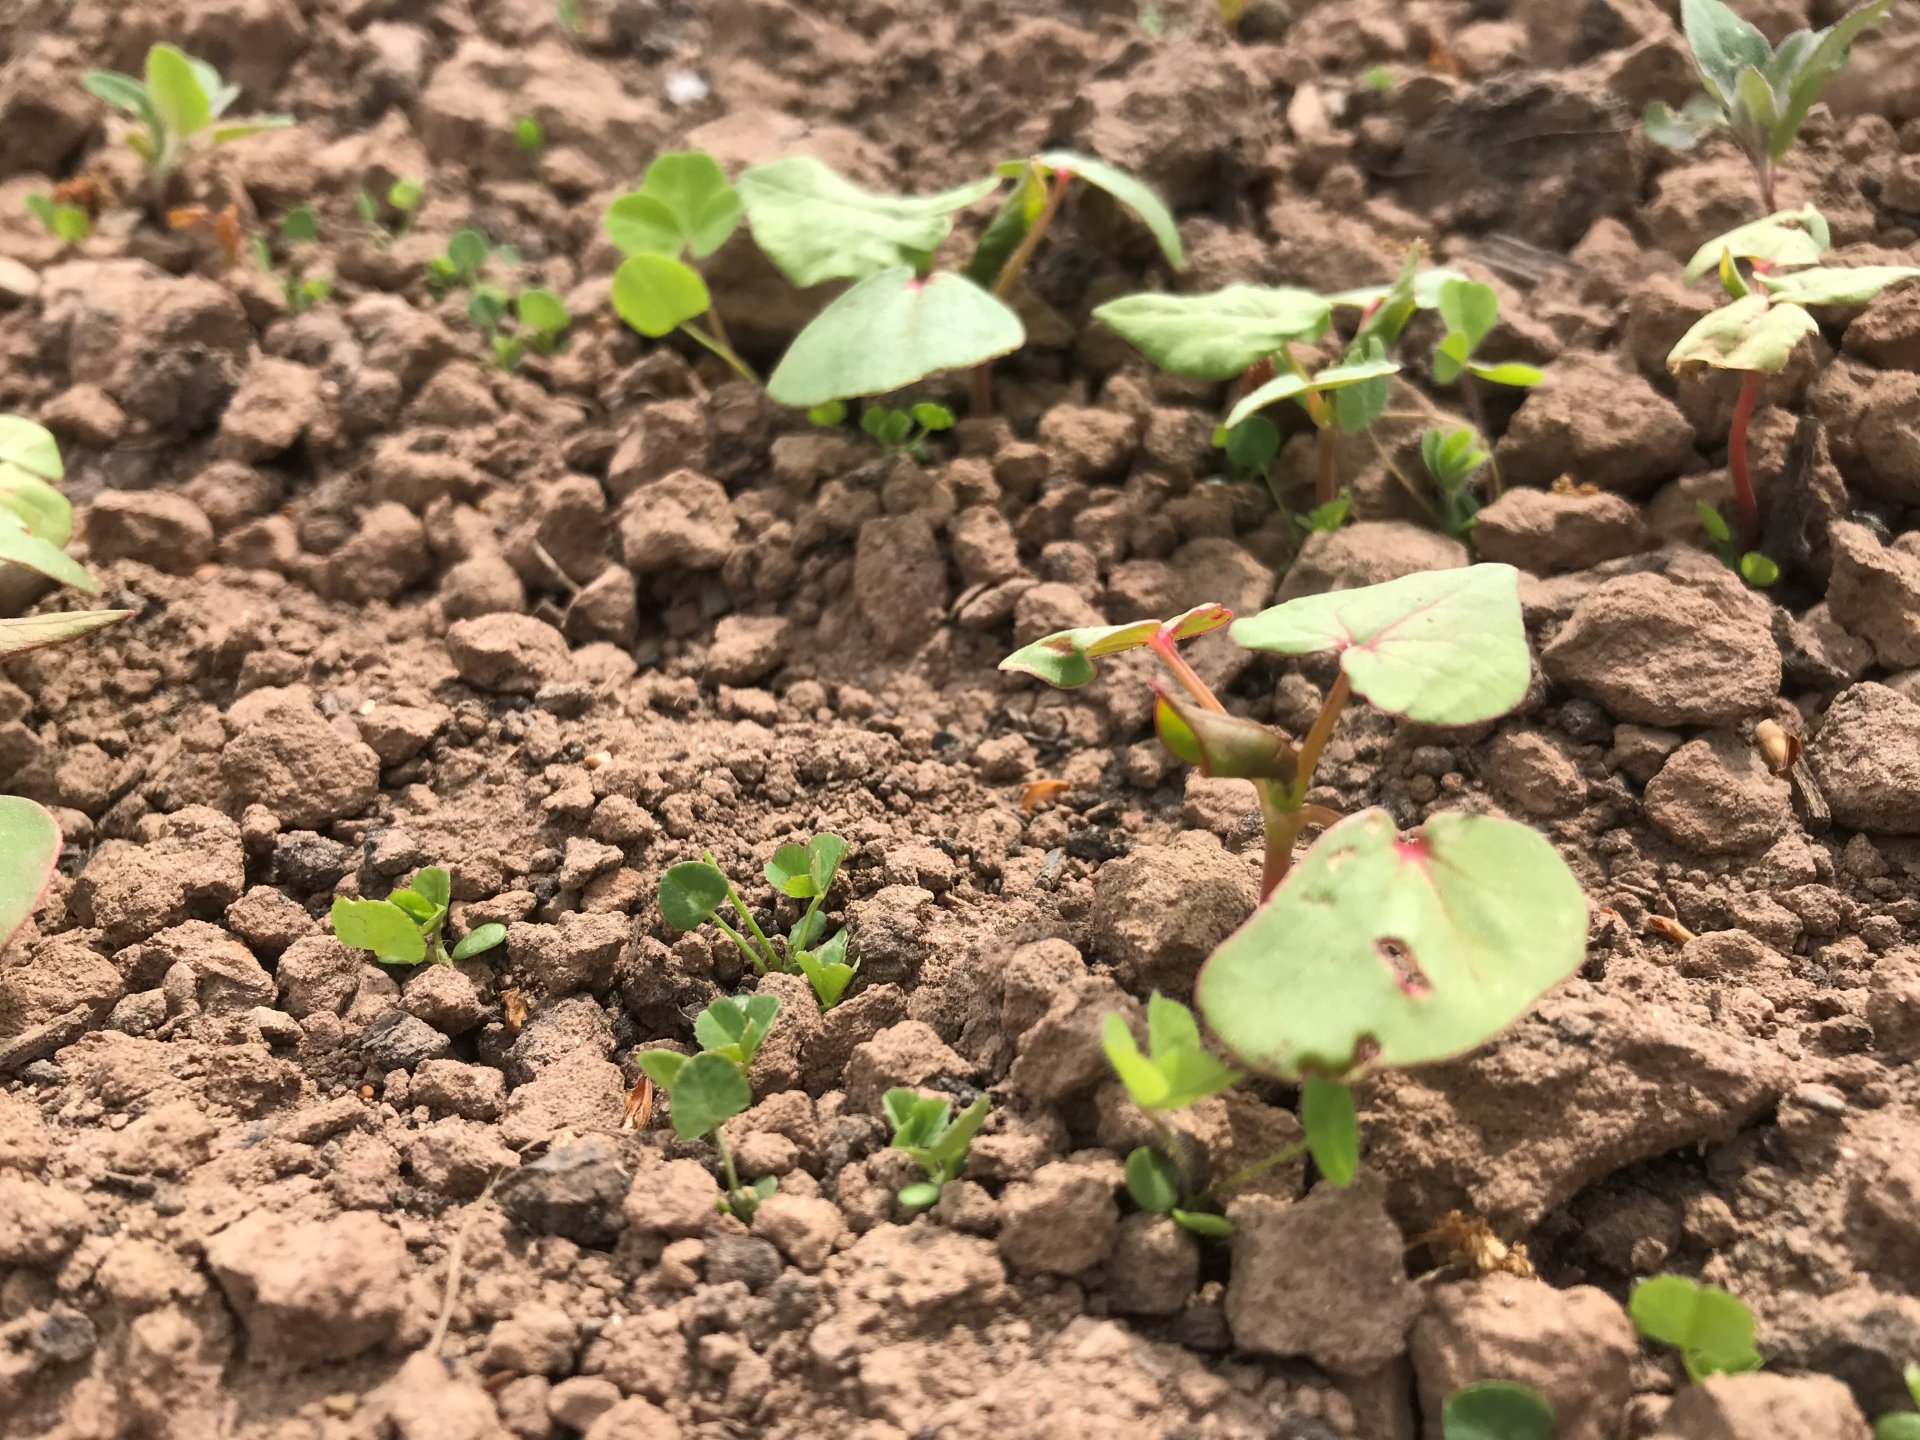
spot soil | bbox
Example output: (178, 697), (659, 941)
(3, 1), (1920, 1437)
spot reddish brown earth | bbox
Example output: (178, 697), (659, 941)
(3, 1), (1920, 1437)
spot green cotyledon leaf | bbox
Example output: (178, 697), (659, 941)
(1000, 603), (1231, 689)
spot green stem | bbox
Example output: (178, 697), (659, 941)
(713, 1128), (751, 1215)
(725, 890), (780, 972)
(1462, 375), (1502, 498)
(710, 914), (767, 975)
(1257, 785), (1306, 900)
(681, 322), (759, 384)
(1205, 1140), (1310, 1201)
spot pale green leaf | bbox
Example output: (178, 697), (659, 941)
(766, 268), (1023, 408)
(1683, 207), (1829, 282)
(1773, 0), (1893, 160)
(1036, 149), (1184, 269)
(1124, 1146), (1180, 1212)
(1093, 285), (1332, 380)
(0, 795), (61, 956)
(0, 468), (70, 548)
(1195, 808), (1588, 1079)
(0, 417), (63, 481)
(0, 512), (97, 594)
(1629, 1275), (1763, 1381)
(738, 156), (998, 286)
(81, 69), (153, 120)
(451, 923), (506, 960)
(1467, 360), (1545, 387)
(145, 44), (211, 138)
(1681, 0), (1773, 103)
(765, 842), (815, 897)
(208, 117), (293, 145)
(1223, 357), (1401, 431)
(1301, 1076), (1358, 1186)
(330, 897), (426, 964)
(666, 1051), (751, 1138)
(1666, 294), (1818, 373)
(999, 603), (1232, 688)
(1760, 264), (1920, 307)
(1442, 1382), (1557, 1440)
(1230, 563), (1529, 726)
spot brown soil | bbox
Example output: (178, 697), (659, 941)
(4, 1), (1920, 1437)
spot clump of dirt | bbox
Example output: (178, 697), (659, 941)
(3, 0), (1920, 1437)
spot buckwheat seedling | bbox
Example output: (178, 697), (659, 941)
(638, 995), (782, 1218)
(330, 866), (506, 967)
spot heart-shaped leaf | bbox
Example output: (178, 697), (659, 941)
(1629, 1275), (1763, 1381)
(1195, 808), (1588, 1080)
(1666, 294), (1819, 374)
(1094, 285), (1332, 380)
(0, 610), (127, 661)
(1683, 207), (1829, 283)
(767, 268), (1024, 407)
(0, 795), (61, 955)
(808, 834), (847, 892)
(665, 1051), (751, 1139)
(1034, 149), (1184, 270)
(1230, 563), (1529, 726)
(1223, 357), (1401, 431)
(638, 1049), (687, 1089)
(1760, 264), (1920, 307)
(331, 897), (426, 965)
(1442, 1382), (1557, 1440)
(611, 253), (710, 338)
(738, 157), (998, 287)
(659, 861), (732, 931)
(0, 417), (62, 481)
(1000, 603), (1233, 689)
(765, 842), (815, 898)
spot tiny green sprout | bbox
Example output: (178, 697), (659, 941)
(1443, 1381), (1557, 1440)
(1422, 425), (1491, 541)
(884, 1087), (990, 1211)
(1696, 502), (1779, 587)
(859, 401), (954, 460)
(514, 115), (545, 155)
(357, 176), (425, 249)
(429, 227), (494, 296)
(638, 995), (781, 1219)
(330, 866), (506, 967)
(253, 207), (332, 314)
(82, 44), (291, 177)
(1122, 1146), (1231, 1237)
(608, 151), (757, 383)
(807, 400), (848, 428)
(1629, 1275), (1764, 1382)
(1362, 65), (1397, 93)
(1670, 206), (1919, 560)
(658, 834), (856, 1010)
(1003, 564), (1586, 1091)
(1872, 1365), (1920, 1440)
(1647, 0), (1892, 211)
(25, 195), (91, 245)
(1103, 993), (1242, 1113)
(482, 288), (571, 371)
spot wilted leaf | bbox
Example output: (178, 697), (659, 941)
(999, 603), (1232, 688)
(1034, 149), (1184, 270)
(1666, 294), (1819, 374)
(1223, 357), (1401, 431)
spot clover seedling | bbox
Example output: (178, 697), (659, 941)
(638, 995), (781, 1218)
(83, 44), (290, 177)
(1670, 206), (1920, 558)
(428, 227), (498, 297)
(1647, 0), (1892, 211)
(515, 116), (545, 157)
(1443, 1382), (1557, 1440)
(356, 176), (424, 249)
(26, 194), (91, 244)
(884, 1087), (990, 1211)
(1873, 1366), (1920, 1440)
(330, 866), (507, 967)
(481, 288), (571, 371)
(608, 150), (759, 383)
(659, 834), (857, 1009)
(1006, 565), (1586, 1136)
(1629, 1275), (1763, 1382)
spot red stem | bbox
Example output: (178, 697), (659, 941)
(1729, 370), (1763, 555)
(1314, 427), (1338, 507)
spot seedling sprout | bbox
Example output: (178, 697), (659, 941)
(658, 834), (857, 1010)
(330, 866), (507, 967)
(1443, 1382), (1557, 1440)
(1873, 1366), (1920, 1440)
(638, 995), (782, 1219)
(884, 1088), (991, 1210)
(356, 176), (424, 249)
(26, 194), (91, 244)
(1629, 1275), (1764, 1382)
(83, 44), (291, 177)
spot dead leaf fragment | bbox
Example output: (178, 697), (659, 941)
(620, 1075), (654, 1132)
(1414, 1210), (1536, 1279)
(501, 988), (529, 1033)
(1754, 719), (1799, 775)
(1021, 779), (1071, 812)
(1646, 914), (1697, 946)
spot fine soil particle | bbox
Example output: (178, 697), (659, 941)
(3, 1), (1920, 1437)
